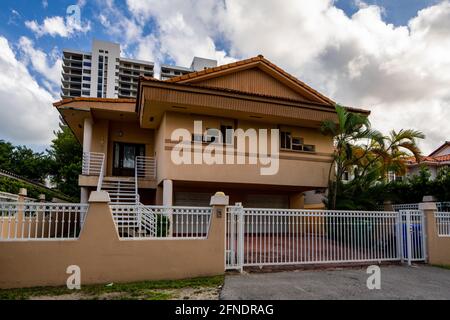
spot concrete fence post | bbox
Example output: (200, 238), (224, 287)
(210, 192), (229, 271)
(16, 188), (27, 238)
(419, 199), (437, 265)
(39, 194), (46, 203)
(383, 200), (394, 212)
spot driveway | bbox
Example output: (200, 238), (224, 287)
(220, 265), (450, 300)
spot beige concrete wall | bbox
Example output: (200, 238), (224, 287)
(0, 194), (225, 289)
(155, 111), (333, 188)
(90, 119), (109, 155)
(424, 208), (450, 266)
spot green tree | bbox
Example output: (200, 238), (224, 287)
(0, 140), (14, 171)
(361, 129), (424, 180)
(321, 105), (425, 210)
(0, 140), (50, 183)
(47, 124), (82, 199)
(434, 166), (450, 201)
(320, 104), (380, 209)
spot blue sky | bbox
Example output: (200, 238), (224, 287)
(0, 1), (437, 63)
(335, 0), (440, 25)
(0, 0), (449, 154)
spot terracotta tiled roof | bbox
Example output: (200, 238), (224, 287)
(53, 97), (136, 107)
(164, 55), (337, 106)
(406, 154), (450, 165)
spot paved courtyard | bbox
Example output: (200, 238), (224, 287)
(220, 265), (450, 300)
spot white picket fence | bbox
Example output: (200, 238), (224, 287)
(0, 202), (88, 241)
(226, 206), (426, 270)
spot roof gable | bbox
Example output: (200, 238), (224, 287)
(166, 55), (335, 105)
(429, 141), (450, 157)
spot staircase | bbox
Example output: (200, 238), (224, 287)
(101, 177), (138, 204)
(101, 176), (157, 237)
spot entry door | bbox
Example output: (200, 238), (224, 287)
(113, 142), (145, 176)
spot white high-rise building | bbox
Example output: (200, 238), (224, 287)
(62, 40), (155, 99)
(61, 40), (218, 99)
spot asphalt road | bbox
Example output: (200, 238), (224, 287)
(220, 265), (450, 300)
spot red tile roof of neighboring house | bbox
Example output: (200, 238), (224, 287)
(406, 154), (450, 165)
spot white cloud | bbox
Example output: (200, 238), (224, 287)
(42, 0), (48, 9)
(119, 0), (450, 154)
(0, 37), (59, 147)
(25, 6), (91, 38)
(18, 37), (62, 91)
(97, 0), (235, 66)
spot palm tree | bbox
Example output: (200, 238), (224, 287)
(321, 105), (425, 210)
(320, 104), (380, 209)
(361, 129), (425, 181)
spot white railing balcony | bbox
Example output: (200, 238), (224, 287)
(82, 152), (105, 176)
(136, 156), (156, 180)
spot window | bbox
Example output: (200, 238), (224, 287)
(82, 83), (90, 88)
(280, 131), (315, 152)
(387, 171), (397, 182)
(192, 134), (203, 143)
(82, 76), (91, 81)
(303, 145), (316, 152)
(220, 125), (233, 144)
(191, 127), (228, 144)
(204, 128), (221, 143)
(292, 137), (304, 151)
(343, 170), (350, 181)
(280, 131), (292, 149)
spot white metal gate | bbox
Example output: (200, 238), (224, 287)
(399, 210), (427, 265)
(226, 206), (426, 270)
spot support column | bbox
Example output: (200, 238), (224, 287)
(163, 180), (173, 206)
(83, 118), (93, 153)
(80, 187), (89, 204)
(81, 118), (93, 202)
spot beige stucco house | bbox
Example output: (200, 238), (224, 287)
(54, 55), (369, 208)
